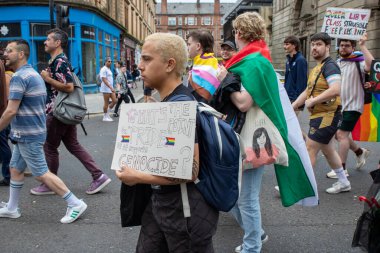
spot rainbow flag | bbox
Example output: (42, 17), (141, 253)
(166, 137), (175, 146)
(189, 53), (220, 102)
(352, 93), (380, 142)
(121, 135), (130, 143)
(225, 40), (318, 207)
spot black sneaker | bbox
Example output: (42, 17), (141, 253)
(0, 179), (10, 186)
(113, 113), (119, 117)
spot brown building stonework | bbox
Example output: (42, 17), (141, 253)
(270, 0), (380, 70)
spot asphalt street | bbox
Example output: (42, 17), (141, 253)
(0, 105), (378, 253)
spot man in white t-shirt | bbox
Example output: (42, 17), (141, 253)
(326, 33), (374, 179)
(99, 57), (117, 122)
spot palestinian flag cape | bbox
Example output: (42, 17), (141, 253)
(225, 40), (319, 207)
(189, 53), (220, 102)
(352, 93), (380, 142)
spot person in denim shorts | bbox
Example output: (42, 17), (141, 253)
(0, 39), (87, 223)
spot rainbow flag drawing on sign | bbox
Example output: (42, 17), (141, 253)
(121, 135), (130, 143)
(189, 53), (220, 102)
(352, 93), (380, 142)
(225, 40), (318, 207)
(166, 137), (175, 146)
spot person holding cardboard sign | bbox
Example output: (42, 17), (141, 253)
(116, 33), (218, 253)
(326, 33), (374, 179)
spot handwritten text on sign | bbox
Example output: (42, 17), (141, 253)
(321, 8), (371, 40)
(111, 101), (197, 180)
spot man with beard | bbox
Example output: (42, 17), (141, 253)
(292, 32), (350, 194)
(30, 28), (111, 196)
(0, 39), (87, 223)
(326, 33), (373, 179)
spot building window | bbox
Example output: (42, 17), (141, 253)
(168, 17), (176, 26)
(81, 25), (96, 40)
(98, 29), (103, 42)
(0, 23), (21, 38)
(105, 33), (111, 45)
(202, 17), (212, 25)
(178, 17), (182, 26)
(156, 17), (160, 26)
(186, 17), (196, 26)
(178, 29), (183, 37)
(81, 42), (96, 84)
(220, 29), (224, 40)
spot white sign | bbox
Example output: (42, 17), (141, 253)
(111, 101), (197, 180)
(321, 7), (371, 40)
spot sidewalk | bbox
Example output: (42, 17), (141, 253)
(84, 80), (145, 115)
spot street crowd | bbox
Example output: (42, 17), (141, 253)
(0, 10), (379, 253)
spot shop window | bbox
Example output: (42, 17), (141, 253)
(81, 42), (96, 84)
(99, 45), (103, 68)
(30, 23), (74, 37)
(106, 47), (111, 58)
(35, 41), (51, 73)
(98, 30), (103, 42)
(0, 23), (21, 38)
(105, 33), (111, 45)
(81, 25), (96, 40)
(113, 49), (118, 61)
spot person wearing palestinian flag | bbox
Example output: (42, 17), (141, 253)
(222, 12), (318, 253)
(187, 29), (221, 103)
(326, 33), (374, 179)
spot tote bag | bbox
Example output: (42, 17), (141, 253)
(240, 103), (288, 169)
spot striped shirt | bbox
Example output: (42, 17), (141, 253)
(9, 64), (47, 142)
(337, 60), (364, 113)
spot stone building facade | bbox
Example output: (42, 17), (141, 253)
(270, 0), (380, 70)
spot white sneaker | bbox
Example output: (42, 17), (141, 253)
(355, 148), (370, 170)
(326, 169), (349, 179)
(326, 181), (351, 194)
(102, 114), (113, 122)
(274, 185), (279, 192)
(235, 244), (242, 253)
(0, 201), (6, 208)
(0, 206), (21, 219)
(60, 200), (87, 224)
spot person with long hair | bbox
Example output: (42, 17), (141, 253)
(252, 127), (273, 158)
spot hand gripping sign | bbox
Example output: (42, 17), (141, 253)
(321, 7), (371, 40)
(111, 101), (197, 180)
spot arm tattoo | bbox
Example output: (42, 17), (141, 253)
(165, 159), (199, 183)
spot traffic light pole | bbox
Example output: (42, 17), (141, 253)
(49, 0), (55, 28)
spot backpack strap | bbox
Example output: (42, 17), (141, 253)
(180, 183), (191, 218)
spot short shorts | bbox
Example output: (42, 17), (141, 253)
(338, 111), (361, 132)
(308, 110), (342, 145)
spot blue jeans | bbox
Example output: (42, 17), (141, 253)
(0, 126), (11, 182)
(10, 141), (48, 177)
(230, 166), (265, 253)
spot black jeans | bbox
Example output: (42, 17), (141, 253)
(114, 89), (135, 114)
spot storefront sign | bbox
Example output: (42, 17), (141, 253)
(321, 8), (371, 40)
(123, 37), (136, 49)
(111, 102), (197, 180)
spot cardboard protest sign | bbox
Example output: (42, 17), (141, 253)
(111, 101), (197, 180)
(367, 59), (380, 94)
(321, 7), (371, 40)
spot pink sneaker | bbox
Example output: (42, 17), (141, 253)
(30, 184), (55, 196)
(86, 174), (111, 195)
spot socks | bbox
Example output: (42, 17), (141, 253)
(334, 168), (350, 185)
(62, 191), (82, 207)
(342, 163), (346, 170)
(7, 180), (24, 211)
(355, 148), (363, 157)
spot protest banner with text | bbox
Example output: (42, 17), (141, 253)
(111, 101), (197, 180)
(321, 7), (371, 40)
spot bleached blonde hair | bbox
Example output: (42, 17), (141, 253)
(144, 33), (188, 77)
(233, 12), (266, 42)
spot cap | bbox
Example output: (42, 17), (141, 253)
(221, 41), (237, 51)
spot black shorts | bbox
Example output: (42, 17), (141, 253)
(338, 111), (361, 132)
(308, 110), (342, 144)
(144, 87), (153, 96)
